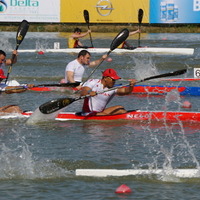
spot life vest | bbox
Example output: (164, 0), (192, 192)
(68, 37), (79, 48)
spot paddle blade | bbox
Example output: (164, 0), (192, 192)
(110, 28), (129, 51)
(16, 20), (29, 49)
(39, 98), (75, 114)
(138, 9), (144, 24)
(138, 69), (187, 83)
(83, 10), (89, 24)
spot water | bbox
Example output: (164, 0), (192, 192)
(0, 32), (200, 199)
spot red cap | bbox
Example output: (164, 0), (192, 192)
(0, 69), (6, 79)
(102, 68), (121, 80)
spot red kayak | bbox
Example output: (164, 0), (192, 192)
(29, 86), (78, 92)
(54, 110), (200, 123)
(2, 110), (199, 125)
(160, 78), (200, 82)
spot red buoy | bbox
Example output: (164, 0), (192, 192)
(115, 184), (132, 194)
(181, 100), (192, 108)
(38, 51), (44, 55)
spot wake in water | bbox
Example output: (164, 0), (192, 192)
(26, 108), (64, 124)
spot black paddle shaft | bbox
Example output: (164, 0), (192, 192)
(83, 9), (94, 47)
(110, 28), (129, 51)
(138, 9), (144, 24)
(5, 20), (29, 84)
(16, 20), (30, 50)
(138, 9), (143, 47)
(39, 96), (87, 114)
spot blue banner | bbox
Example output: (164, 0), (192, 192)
(150, 0), (200, 23)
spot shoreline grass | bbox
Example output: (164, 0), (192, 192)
(1, 23), (200, 33)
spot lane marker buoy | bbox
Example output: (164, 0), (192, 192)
(115, 184), (132, 194)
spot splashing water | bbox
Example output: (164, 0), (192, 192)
(165, 89), (181, 106)
(132, 56), (159, 81)
(0, 141), (72, 180)
(35, 39), (50, 51)
(130, 88), (200, 181)
(26, 108), (65, 124)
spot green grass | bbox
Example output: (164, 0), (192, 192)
(0, 23), (200, 33)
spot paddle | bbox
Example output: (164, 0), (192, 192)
(39, 69), (187, 114)
(5, 20), (29, 84)
(83, 10), (94, 48)
(3, 82), (80, 93)
(80, 28), (129, 87)
(33, 82), (80, 87)
(138, 9), (143, 47)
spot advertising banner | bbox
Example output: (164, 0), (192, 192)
(0, 0), (60, 22)
(61, 0), (149, 23)
(150, 0), (200, 23)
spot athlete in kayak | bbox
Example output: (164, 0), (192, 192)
(0, 50), (34, 115)
(63, 50), (108, 89)
(0, 49), (34, 93)
(80, 68), (136, 116)
(0, 49), (18, 69)
(0, 68), (34, 94)
(68, 28), (91, 48)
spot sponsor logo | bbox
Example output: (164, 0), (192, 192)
(17, 34), (23, 41)
(0, 0), (39, 13)
(194, 0), (200, 11)
(127, 113), (150, 119)
(96, 0), (114, 16)
(0, 0), (7, 12)
(10, 0), (39, 7)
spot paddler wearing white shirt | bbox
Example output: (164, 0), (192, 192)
(80, 68), (136, 116)
(63, 50), (108, 89)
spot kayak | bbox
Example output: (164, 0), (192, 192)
(75, 169), (200, 178)
(18, 47), (194, 55)
(54, 110), (200, 123)
(1, 110), (200, 124)
(159, 78), (200, 82)
(133, 85), (200, 96)
(29, 85), (200, 96)
(28, 86), (78, 92)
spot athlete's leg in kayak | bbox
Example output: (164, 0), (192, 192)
(96, 105), (127, 116)
(0, 105), (23, 115)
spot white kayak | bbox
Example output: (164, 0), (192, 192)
(18, 47), (194, 55)
(75, 168), (200, 178)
